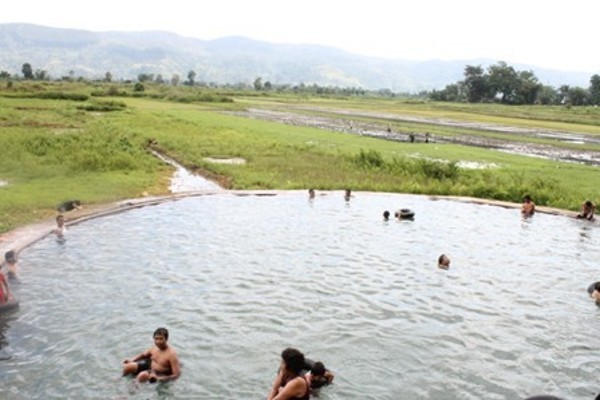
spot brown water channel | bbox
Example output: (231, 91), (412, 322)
(0, 191), (598, 399)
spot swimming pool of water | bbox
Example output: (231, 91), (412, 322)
(1, 192), (599, 399)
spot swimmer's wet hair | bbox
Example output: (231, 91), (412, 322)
(438, 254), (446, 264)
(5, 250), (16, 263)
(281, 348), (305, 375)
(154, 327), (169, 340)
(311, 361), (326, 376)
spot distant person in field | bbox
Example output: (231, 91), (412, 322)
(521, 195), (535, 216)
(56, 200), (82, 212)
(577, 200), (595, 221)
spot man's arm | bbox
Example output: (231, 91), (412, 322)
(267, 370), (284, 400)
(123, 348), (152, 363)
(155, 350), (181, 382)
(272, 377), (305, 400)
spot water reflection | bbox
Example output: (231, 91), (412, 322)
(2, 193), (599, 399)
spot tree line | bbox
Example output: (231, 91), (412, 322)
(428, 61), (600, 106)
(3, 62), (599, 105)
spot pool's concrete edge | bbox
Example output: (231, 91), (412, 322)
(0, 191), (581, 262)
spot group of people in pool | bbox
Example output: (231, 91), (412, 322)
(521, 194), (596, 221)
(0, 208), (74, 308)
(122, 328), (334, 399)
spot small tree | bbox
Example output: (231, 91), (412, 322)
(590, 74), (600, 105)
(171, 74), (180, 86)
(133, 82), (145, 92)
(34, 69), (48, 80)
(21, 63), (34, 79)
(184, 70), (196, 86)
(104, 72), (113, 82)
(253, 77), (263, 91)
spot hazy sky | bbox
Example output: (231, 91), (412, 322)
(2, 0), (598, 73)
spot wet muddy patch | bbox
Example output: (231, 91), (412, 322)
(229, 107), (600, 166)
(203, 157), (247, 165)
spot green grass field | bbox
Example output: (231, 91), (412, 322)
(0, 81), (598, 233)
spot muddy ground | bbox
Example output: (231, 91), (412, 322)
(229, 107), (600, 166)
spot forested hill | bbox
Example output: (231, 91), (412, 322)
(0, 23), (592, 92)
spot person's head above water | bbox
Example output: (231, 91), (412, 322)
(4, 250), (16, 264)
(154, 327), (169, 340)
(309, 361), (328, 388)
(438, 254), (451, 269)
(281, 348), (305, 375)
(153, 327), (169, 350)
(383, 210), (390, 220)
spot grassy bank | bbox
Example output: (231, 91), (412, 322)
(0, 82), (598, 233)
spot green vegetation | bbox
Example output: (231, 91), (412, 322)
(0, 81), (599, 233)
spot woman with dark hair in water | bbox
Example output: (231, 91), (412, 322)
(267, 348), (309, 400)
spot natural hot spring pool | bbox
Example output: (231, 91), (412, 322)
(1, 192), (598, 399)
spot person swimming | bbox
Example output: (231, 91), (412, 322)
(383, 210), (390, 221)
(4, 250), (18, 280)
(267, 348), (310, 400)
(438, 254), (451, 270)
(122, 327), (181, 383)
(521, 195), (535, 216)
(304, 360), (334, 392)
(577, 200), (596, 221)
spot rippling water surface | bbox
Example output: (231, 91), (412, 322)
(1, 192), (599, 399)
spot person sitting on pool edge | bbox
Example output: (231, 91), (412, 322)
(521, 195), (535, 216)
(267, 347), (310, 400)
(438, 254), (450, 270)
(122, 327), (180, 383)
(577, 200), (596, 221)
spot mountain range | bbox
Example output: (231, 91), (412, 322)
(0, 23), (594, 92)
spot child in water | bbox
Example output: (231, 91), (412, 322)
(521, 195), (535, 216)
(4, 250), (18, 280)
(438, 254), (451, 270)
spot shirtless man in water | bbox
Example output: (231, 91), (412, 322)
(577, 200), (596, 221)
(122, 327), (180, 383)
(521, 195), (535, 216)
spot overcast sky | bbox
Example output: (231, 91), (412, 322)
(1, 0), (598, 73)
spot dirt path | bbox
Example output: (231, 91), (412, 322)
(229, 107), (600, 166)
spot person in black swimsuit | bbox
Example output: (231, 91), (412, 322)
(267, 348), (310, 400)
